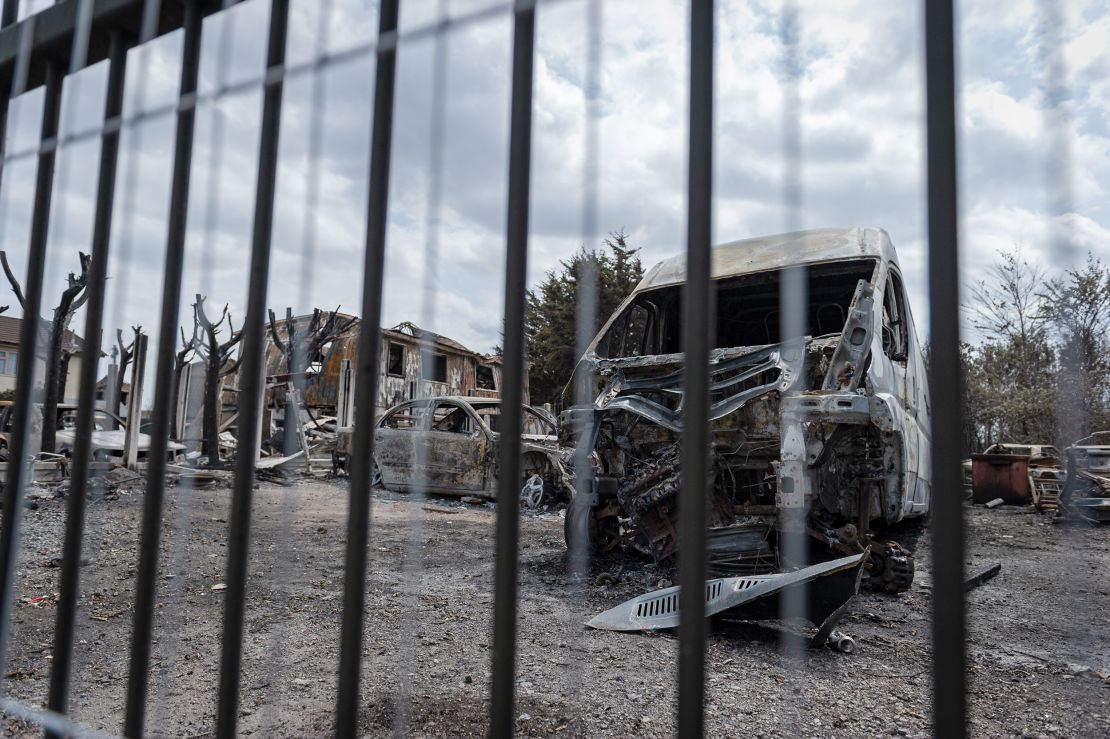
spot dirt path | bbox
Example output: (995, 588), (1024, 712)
(2, 481), (1108, 737)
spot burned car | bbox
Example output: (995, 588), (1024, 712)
(562, 228), (930, 592)
(0, 402), (185, 463)
(354, 396), (572, 505)
(1060, 432), (1110, 522)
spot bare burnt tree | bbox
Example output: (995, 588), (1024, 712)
(267, 305), (356, 378)
(113, 326), (141, 417)
(194, 294), (242, 464)
(2, 250), (91, 453)
(267, 306), (357, 455)
(170, 319), (201, 438)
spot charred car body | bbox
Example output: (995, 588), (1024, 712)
(355, 396), (573, 505)
(1060, 432), (1110, 523)
(562, 228), (930, 591)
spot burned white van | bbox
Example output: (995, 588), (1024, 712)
(562, 228), (930, 592)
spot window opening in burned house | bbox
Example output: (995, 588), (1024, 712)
(475, 364), (496, 391)
(422, 352), (447, 383)
(387, 342), (404, 377)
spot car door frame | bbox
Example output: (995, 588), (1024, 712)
(417, 399), (489, 493)
(373, 400), (429, 490)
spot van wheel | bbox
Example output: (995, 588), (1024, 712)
(868, 540), (914, 593)
(564, 498), (620, 556)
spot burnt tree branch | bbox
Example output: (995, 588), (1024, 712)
(195, 294), (243, 464)
(0, 250), (26, 308)
(40, 252), (91, 453)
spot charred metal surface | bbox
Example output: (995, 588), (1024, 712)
(563, 228), (931, 591)
(586, 553), (865, 632)
(1059, 432), (1110, 523)
(341, 396), (571, 504)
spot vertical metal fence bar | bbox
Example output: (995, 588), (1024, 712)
(215, 0), (290, 735)
(776, 5), (808, 733)
(0, 0), (16, 29)
(123, 2), (203, 735)
(0, 0), (18, 196)
(0, 59), (63, 689)
(46, 28), (129, 729)
(334, 0), (400, 734)
(678, 0), (713, 736)
(394, 1), (447, 733)
(564, 0), (600, 721)
(923, 0), (965, 737)
(489, 3), (535, 737)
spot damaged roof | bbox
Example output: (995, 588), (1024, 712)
(385, 321), (478, 356)
(638, 227), (897, 290)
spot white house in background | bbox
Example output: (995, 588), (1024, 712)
(0, 315), (92, 402)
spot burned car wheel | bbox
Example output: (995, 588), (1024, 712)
(371, 460), (384, 490)
(564, 499), (620, 555)
(867, 540), (914, 593)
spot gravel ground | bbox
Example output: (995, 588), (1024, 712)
(1, 479), (1108, 737)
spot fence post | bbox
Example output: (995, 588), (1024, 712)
(488, 2), (536, 736)
(335, 0), (401, 734)
(677, 1), (714, 737)
(46, 27), (129, 727)
(924, 0), (966, 737)
(215, 0), (291, 735)
(0, 58), (64, 690)
(124, 1), (204, 734)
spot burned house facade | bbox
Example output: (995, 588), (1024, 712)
(263, 317), (513, 422)
(377, 322), (512, 414)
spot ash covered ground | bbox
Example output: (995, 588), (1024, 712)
(2, 481), (1108, 737)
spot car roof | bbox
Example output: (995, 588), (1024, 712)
(636, 227), (896, 291)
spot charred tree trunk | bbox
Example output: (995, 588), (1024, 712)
(114, 328), (137, 418)
(3, 251), (90, 453)
(41, 315), (69, 449)
(57, 350), (72, 404)
(267, 306), (356, 457)
(202, 337), (221, 462)
(195, 295), (241, 466)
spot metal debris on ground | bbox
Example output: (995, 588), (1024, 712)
(586, 553), (865, 642)
(1057, 432), (1110, 524)
(964, 562), (1002, 591)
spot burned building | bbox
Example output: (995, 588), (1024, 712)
(377, 322), (512, 413)
(262, 317), (514, 421)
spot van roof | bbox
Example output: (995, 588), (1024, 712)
(637, 227), (897, 291)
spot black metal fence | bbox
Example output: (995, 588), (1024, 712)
(0, 0), (995, 736)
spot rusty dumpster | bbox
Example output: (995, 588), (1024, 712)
(972, 453), (1031, 504)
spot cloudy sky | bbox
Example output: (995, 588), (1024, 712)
(1, 0), (1107, 388)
